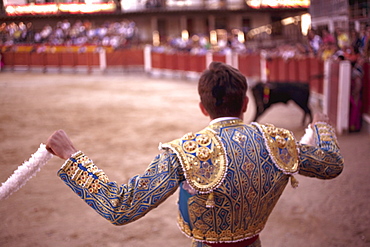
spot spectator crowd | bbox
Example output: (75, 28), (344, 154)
(1, 19), (370, 63)
(254, 26), (370, 64)
(309, 26), (370, 63)
(1, 18), (370, 59)
(0, 19), (138, 49)
(151, 25), (370, 64)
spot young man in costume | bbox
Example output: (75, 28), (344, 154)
(46, 62), (344, 247)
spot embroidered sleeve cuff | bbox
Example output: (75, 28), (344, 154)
(60, 151), (109, 194)
(312, 122), (339, 150)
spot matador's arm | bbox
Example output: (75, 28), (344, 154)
(298, 122), (344, 179)
(57, 150), (184, 225)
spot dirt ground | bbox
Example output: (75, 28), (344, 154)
(0, 71), (369, 247)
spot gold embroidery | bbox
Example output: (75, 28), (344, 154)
(209, 119), (244, 129)
(61, 151), (110, 194)
(192, 228), (206, 241)
(196, 134), (211, 146)
(161, 128), (227, 195)
(183, 132), (197, 140)
(254, 123), (299, 174)
(173, 120), (299, 244)
(219, 229), (233, 242)
(314, 122), (339, 148)
(184, 140), (198, 153)
(178, 214), (192, 236)
(233, 131), (246, 144)
(178, 209), (264, 242)
(196, 147), (211, 161)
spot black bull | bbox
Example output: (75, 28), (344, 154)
(252, 82), (313, 125)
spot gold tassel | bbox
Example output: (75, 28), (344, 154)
(290, 175), (299, 188)
(206, 192), (215, 208)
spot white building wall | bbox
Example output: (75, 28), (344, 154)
(167, 0), (203, 7)
(226, 0), (245, 8)
(4, 0), (27, 5)
(121, 0), (145, 11)
(311, 15), (349, 33)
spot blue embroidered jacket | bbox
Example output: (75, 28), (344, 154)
(57, 119), (343, 245)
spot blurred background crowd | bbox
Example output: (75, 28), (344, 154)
(1, 19), (370, 64)
(0, 19), (138, 49)
(1, 19), (370, 63)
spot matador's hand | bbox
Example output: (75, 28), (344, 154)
(46, 130), (78, 160)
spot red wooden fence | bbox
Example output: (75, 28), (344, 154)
(2, 46), (369, 121)
(266, 57), (324, 94)
(238, 53), (260, 78)
(362, 62), (370, 116)
(328, 61), (340, 128)
(2, 51), (100, 72)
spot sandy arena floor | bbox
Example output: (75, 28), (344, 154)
(0, 72), (369, 247)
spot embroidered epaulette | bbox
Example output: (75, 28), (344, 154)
(313, 122), (339, 149)
(160, 128), (227, 207)
(253, 123), (299, 175)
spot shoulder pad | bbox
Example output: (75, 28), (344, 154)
(253, 123), (299, 174)
(160, 128), (227, 194)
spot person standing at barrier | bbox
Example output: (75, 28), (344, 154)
(349, 56), (365, 132)
(46, 62), (344, 247)
(307, 29), (322, 55)
(0, 52), (3, 71)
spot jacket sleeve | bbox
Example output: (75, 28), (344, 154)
(57, 150), (184, 226)
(298, 122), (344, 179)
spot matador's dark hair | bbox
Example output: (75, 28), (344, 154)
(198, 61), (248, 119)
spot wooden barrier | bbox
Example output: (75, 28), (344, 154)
(149, 51), (207, 73)
(46, 53), (60, 67)
(2, 51), (15, 69)
(30, 52), (45, 68)
(266, 58), (278, 81)
(212, 53), (226, 63)
(238, 54), (260, 78)
(189, 54), (206, 72)
(362, 62), (370, 115)
(308, 57), (324, 94)
(13, 52), (30, 66)
(106, 50), (124, 67)
(60, 52), (77, 68)
(277, 57), (288, 81)
(297, 58), (310, 82)
(328, 61), (340, 128)
(151, 52), (165, 69)
(2, 50), (100, 72)
(164, 53), (178, 70)
(265, 57), (324, 94)
(177, 53), (190, 71)
(286, 58), (298, 81)
(125, 49), (144, 66)
(1, 45), (139, 72)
